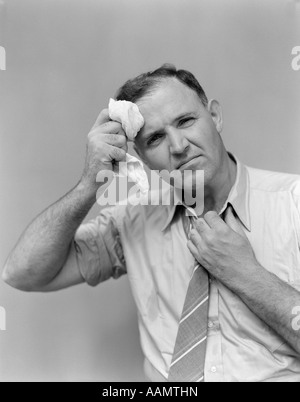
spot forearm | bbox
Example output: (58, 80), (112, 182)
(189, 211), (300, 354)
(225, 263), (300, 354)
(3, 181), (97, 290)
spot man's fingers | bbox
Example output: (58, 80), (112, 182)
(91, 121), (126, 136)
(92, 108), (110, 129)
(187, 240), (199, 260)
(189, 228), (204, 249)
(107, 145), (127, 162)
(89, 123), (127, 153)
(187, 240), (205, 266)
(101, 133), (128, 152)
(204, 211), (227, 230)
(193, 217), (210, 233)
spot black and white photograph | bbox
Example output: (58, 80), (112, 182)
(1, 0), (300, 384)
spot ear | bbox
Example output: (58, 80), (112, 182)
(207, 99), (223, 134)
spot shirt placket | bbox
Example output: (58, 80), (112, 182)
(182, 207), (224, 382)
(204, 278), (224, 382)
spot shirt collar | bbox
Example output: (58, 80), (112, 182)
(161, 153), (251, 232)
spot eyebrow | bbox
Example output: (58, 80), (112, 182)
(141, 112), (196, 141)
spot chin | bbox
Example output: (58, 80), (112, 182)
(175, 170), (205, 207)
(182, 170), (204, 189)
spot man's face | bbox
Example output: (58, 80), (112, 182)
(134, 78), (225, 189)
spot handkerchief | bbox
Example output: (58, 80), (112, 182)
(108, 98), (149, 195)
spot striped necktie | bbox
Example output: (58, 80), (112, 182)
(168, 204), (245, 382)
(168, 213), (210, 382)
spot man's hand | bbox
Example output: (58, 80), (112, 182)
(187, 211), (259, 285)
(80, 109), (128, 193)
(187, 210), (300, 354)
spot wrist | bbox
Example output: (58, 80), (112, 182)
(76, 176), (99, 198)
(74, 179), (98, 207)
(222, 260), (263, 295)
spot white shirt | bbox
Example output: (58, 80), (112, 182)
(67, 155), (300, 382)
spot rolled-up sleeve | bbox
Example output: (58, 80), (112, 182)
(74, 206), (126, 286)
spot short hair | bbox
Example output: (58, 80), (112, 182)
(115, 63), (208, 106)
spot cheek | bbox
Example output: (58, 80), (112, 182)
(140, 146), (169, 170)
(191, 121), (221, 151)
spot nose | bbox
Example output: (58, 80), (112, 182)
(168, 128), (189, 155)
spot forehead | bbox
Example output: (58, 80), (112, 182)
(136, 78), (203, 134)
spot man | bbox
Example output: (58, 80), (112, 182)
(3, 65), (300, 382)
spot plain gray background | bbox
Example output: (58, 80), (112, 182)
(0, 0), (300, 381)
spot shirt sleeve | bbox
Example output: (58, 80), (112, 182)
(73, 206), (126, 286)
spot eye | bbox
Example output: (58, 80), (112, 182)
(178, 117), (195, 127)
(147, 133), (164, 146)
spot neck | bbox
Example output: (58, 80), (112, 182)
(201, 153), (237, 216)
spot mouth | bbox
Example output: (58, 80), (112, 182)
(177, 155), (202, 170)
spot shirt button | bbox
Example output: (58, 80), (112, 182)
(211, 366), (217, 373)
(208, 321), (214, 328)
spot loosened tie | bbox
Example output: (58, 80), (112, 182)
(168, 214), (210, 382)
(168, 204), (245, 382)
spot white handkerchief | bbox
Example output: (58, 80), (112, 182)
(108, 98), (149, 195)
